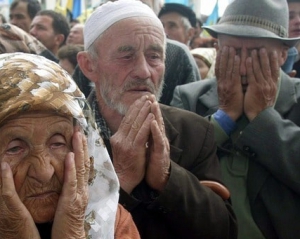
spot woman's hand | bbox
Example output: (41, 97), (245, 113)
(0, 162), (40, 239)
(52, 130), (90, 239)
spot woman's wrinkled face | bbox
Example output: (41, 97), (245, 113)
(0, 112), (73, 223)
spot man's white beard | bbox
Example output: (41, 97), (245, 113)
(99, 77), (164, 116)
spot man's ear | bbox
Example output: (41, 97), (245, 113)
(56, 34), (65, 47)
(77, 51), (97, 83)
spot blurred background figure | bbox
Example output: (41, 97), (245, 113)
(287, 0), (300, 77)
(57, 44), (84, 75)
(190, 47), (216, 79)
(66, 23), (84, 45)
(9, 0), (41, 33)
(30, 10), (69, 58)
(158, 3), (196, 46)
(69, 18), (80, 29)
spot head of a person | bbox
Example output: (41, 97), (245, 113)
(0, 52), (119, 238)
(30, 10), (70, 56)
(77, 0), (166, 116)
(58, 44), (84, 75)
(66, 23), (84, 45)
(158, 3), (196, 45)
(0, 52), (87, 224)
(203, 0), (300, 88)
(191, 47), (216, 79)
(70, 18), (80, 29)
(287, 0), (300, 38)
(9, 0), (41, 33)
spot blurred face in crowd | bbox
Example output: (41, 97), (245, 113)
(193, 56), (210, 79)
(159, 12), (191, 44)
(30, 15), (62, 55)
(66, 24), (84, 45)
(9, 1), (32, 33)
(288, 2), (300, 38)
(0, 112), (73, 223)
(79, 17), (165, 115)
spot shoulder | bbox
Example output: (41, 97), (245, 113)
(166, 38), (190, 53)
(160, 104), (211, 129)
(173, 78), (217, 101)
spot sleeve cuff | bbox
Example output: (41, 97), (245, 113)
(213, 109), (237, 135)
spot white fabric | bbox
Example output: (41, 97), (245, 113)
(84, 0), (163, 49)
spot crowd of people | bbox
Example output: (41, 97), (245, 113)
(0, 0), (299, 238)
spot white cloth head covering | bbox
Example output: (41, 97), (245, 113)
(84, 0), (164, 49)
(0, 52), (119, 239)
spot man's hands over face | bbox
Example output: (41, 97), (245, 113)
(244, 48), (279, 121)
(216, 46), (279, 122)
(110, 95), (170, 194)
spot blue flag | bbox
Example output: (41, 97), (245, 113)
(205, 1), (219, 26)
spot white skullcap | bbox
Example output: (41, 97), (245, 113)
(84, 0), (164, 49)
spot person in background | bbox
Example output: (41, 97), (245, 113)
(9, 0), (41, 33)
(30, 10), (69, 58)
(58, 44), (84, 75)
(158, 3), (196, 47)
(66, 23), (84, 45)
(171, 0), (300, 238)
(0, 52), (140, 239)
(190, 47), (216, 79)
(287, 0), (300, 77)
(69, 18), (80, 29)
(77, 1), (237, 238)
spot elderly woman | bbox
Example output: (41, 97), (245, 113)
(0, 53), (140, 239)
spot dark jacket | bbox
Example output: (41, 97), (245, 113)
(171, 72), (300, 239)
(104, 104), (237, 239)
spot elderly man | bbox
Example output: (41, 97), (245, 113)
(171, 0), (300, 238)
(158, 3), (196, 46)
(77, 1), (237, 239)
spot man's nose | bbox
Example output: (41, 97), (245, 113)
(133, 56), (151, 79)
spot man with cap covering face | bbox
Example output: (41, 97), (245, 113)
(158, 3), (196, 46)
(171, 0), (300, 238)
(77, 0), (237, 238)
